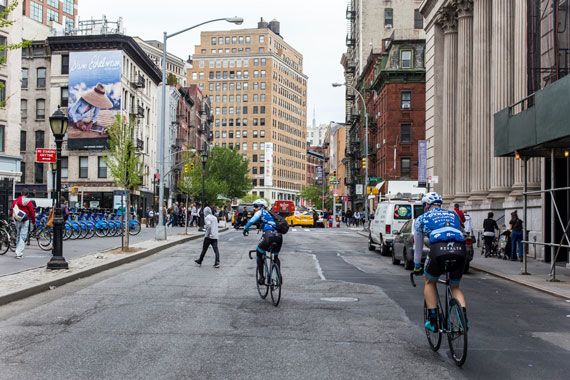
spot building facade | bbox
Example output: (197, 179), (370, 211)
(323, 123), (348, 210)
(135, 37), (187, 87)
(22, 0), (77, 31)
(187, 19), (308, 204)
(420, 0), (544, 254)
(46, 34), (161, 211)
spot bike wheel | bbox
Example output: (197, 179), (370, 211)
(269, 263), (282, 307)
(95, 226), (108, 238)
(424, 301), (442, 352)
(256, 264), (269, 299)
(447, 299), (468, 366)
(128, 221), (141, 236)
(0, 228), (10, 255)
(37, 229), (53, 251)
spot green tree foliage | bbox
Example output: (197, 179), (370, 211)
(0, 1), (31, 108)
(166, 73), (178, 86)
(240, 193), (270, 205)
(300, 184), (332, 210)
(187, 146), (252, 206)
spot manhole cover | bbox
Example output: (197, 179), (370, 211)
(320, 297), (359, 302)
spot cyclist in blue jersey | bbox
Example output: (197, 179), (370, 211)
(243, 199), (283, 285)
(413, 192), (467, 332)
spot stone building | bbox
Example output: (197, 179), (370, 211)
(420, 0), (545, 255)
(187, 18), (308, 203)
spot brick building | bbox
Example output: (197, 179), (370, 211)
(23, 0), (77, 30)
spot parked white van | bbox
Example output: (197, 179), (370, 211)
(369, 200), (424, 255)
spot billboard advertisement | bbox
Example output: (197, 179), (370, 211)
(68, 50), (123, 150)
(264, 143), (274, 187)
(418, 140), (427, 188)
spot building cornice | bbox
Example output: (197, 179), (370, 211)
(47, 34), (162, 84)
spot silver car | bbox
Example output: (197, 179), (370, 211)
(391, 219), (430, 270)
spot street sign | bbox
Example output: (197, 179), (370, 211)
(368, 176), (382, 183)
(356, 184), (364, 195)
(418, 140), (428, 187)
(428, 175), (439, 184)
(35, 148), (56, 163)
(328, 176), (337, 183)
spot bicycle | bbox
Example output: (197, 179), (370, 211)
(411, 260), (468, 367)
(247, 239), (282, 307)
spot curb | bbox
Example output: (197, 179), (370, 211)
(469, 264), (569, 300)
(0, 228), (227, 306)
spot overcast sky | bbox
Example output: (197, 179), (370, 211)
(78, 0), (347, 127)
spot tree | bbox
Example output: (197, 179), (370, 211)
(187, 146), (251, 206)
(0, 1), (31, 108)
(300, 184), (332, 210)
(166, 73), (178, 86)
(240, 193), (270, 205)
(104, 115), (144, 250)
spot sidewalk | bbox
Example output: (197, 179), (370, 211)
(0, 227), (227, 306)
(356, 230), (570, 299)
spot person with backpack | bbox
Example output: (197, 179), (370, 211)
(9, 190), (36, 259)
(243, 198), (287, 285)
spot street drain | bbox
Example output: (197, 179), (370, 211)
(320, 297), (359, 302)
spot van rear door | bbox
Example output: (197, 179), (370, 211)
(391, 204), (414, 234)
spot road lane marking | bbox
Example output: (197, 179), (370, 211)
(308, 253), (325, 280)
(320, 297), (359, 302)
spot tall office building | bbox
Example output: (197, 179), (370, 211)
(187, 18), (308, 203)
(23, 0), (77, 30)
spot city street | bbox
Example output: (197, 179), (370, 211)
(0, 228), (568, 379)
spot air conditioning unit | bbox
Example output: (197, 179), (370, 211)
(385, 24), (393, 29)
(402, 103), (411, 109)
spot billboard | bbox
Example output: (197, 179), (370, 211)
(264, 143), (274, 187)
(418, 140), (427, 188)
(68, 50), (123, 150)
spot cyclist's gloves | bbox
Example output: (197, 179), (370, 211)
(413, 263), (423, 275)
(243, 229), (248, 236)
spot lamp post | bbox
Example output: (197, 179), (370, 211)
(47, 106), (69, 270)
(332, 82), (369, 230)
(199, 149), (208, 231)
(156, 16), (244, 241)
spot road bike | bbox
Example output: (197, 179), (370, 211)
(411, 260), (468, 367)
(248, 242), (282, 306)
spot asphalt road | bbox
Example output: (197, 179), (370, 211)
(0, 227), (568, 379)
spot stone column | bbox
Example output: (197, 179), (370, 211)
(439, 8), (458, 199)
(490, 0), (514, 196)
(512, 0), (542, 192)
(454, 0), (473, 201)
(470, 0), (492, 199)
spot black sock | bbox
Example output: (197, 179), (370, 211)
(428, 308), (438, 325)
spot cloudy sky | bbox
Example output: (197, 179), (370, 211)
(78, 0), (347, 127)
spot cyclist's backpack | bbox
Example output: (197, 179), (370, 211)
(268, 211), (289, 235)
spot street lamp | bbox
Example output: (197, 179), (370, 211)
(47, 106), (69, 270)
(198, 149), (208, 231)
(156, 16), (244, 241)
(332, 82), (369, 230)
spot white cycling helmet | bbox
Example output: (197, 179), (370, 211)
(422, 192), (443, 206)
(252, 198), (268, 208)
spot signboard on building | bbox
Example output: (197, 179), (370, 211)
(35, 148), (56, 163)
(264, 142), (274, 187)
(418, 140), (428, 187)
(68, 50), (123, 150)
(356, 184), (364, 195)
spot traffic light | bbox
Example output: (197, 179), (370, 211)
(333, 170), (337, 177)
(361, 158), (367, 169)
(183, 163), (194, 174)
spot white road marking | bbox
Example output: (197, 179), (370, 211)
(337, 252), (366, 273)
(309, 253), (326, 280)
(304, 229), (311, 232)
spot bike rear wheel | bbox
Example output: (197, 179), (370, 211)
(128, 221), (142, 236)
(447, 299), (468, 366)
(269, 263), (282, 306)
(256, 263), (269, 299)
(424, 301), (442, 351)
(0, 228), (10, 255)
(37, 229), (53, 251)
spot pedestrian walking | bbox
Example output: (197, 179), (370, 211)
(190, 204), (198, 227)
(194, 206), (220, 268)
(453, 203), (466, 227)
(148, 209), (155, 228)
(509, 211), (524, 261)
(482, 212), (499, 255)
(9, 190), (36, 259)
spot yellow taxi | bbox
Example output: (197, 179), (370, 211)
(285, 211), (315, 227)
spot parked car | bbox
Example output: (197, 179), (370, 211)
(286, 211), (314, 227)
(233, 204), (255, 229)
(369, 200), (425, 256)
(392, 219), (430, 270)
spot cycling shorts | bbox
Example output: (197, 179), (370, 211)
(257, 231), (283, 255)
(424, 241), (466, 285)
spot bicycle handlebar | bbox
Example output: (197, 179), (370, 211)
(248, 250), (256, 260)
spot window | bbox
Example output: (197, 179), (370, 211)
(21, 99), (28, 120)
(0, 36), (6, 62)
(401, 91), (412, 109)
(36, 67), (46, 88)
(47, 8), (59, 23)
(225, 37), (230, 44)
(61, 54), (69, 74)
(98, 157), (107, 178)
(400, 124), (411, 144)
(259, 35), (265, 43)
(63, 0), (74, 14)
(218, 37), (223, 45)
(252, 167), (258, 175)
(239, 36), (244, 44)
(0, 80), (4, 104)
(30, 1), (43, 22)
(245, 36), (251, 44)
(414, 9), (424, 29)
(35, 130), (44, 149)
(61, 157), (68, 178)
(47, 0), (58, 7)
(400, 50), (413, 69)
(60, 87), (69, 107)
(253, 130), (258, 138)
(21, 68), (28, 88)
(79, 156), (89, 178)
(0, 125), (4, 152)
(400, 158), (412, 179)
(384, 8), (393, 27)
(20, 131), (26, 151)
(211, 37), (217, 45)
(252, 154), (258, 162)
(253, 106), (258, 114)
(260, 106), (265, 114)
(243, 106), (248, 114)
(34, 163), (43, 184)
